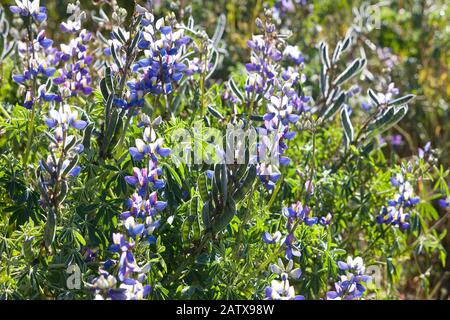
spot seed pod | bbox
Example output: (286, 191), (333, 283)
(233, 165), (257, 202)
(198, 173), (209, 202)
(44, 209), (57, 249)
(202, 200), (211, 230)
(211, 198), (236, 234)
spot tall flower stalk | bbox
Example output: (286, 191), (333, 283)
(10, 0), (55, 165)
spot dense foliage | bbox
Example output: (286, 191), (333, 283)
(0, 0), (448, 300)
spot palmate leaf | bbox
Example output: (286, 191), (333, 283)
(211, 198), (236, 234)
(368, 105), (409, 136)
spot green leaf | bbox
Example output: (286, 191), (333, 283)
(368, 88), (380, 106)
(233, 165), (256, 202)
(323, 91), (346, 119)
(319, 42), (331, 69)
(44, 209), (57, 249)
(73, 230), (86, 246)
(228, 78), (244, 102)
(212, 14), (226, 47)
(198, 173), (209, 202)
(340, 107), (353, 147)
(333, 58), (366, 86)
(208, 106), (224, 120)
(387, 94), (415, 107)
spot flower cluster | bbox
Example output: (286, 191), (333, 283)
(38, 105), (86, 207)
(265, 259), (304, 300)
(244, 12), (311, 190)
(92, 119), (169, 300)
(10, 0), (47, 23)
(91, 263), (151, 300)
(326, 256), (372, 300)
(376, 172), (420, 230)
(113, 10), (191, 110)
(11, 1), (58, 109)
(272, 0), (309, 20)
(125, 124), (169, 240)
(256, 118), (296, 189)
(53, 2), (93, 99)
(263, 201), (317, 259)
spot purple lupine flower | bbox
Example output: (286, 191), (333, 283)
(320, 213), (332, 226)
(44, 105), (87, 131)
(326, 256), (371, 300)
(54, 27), (93, 99)
(124, 216), (145, 238)
(263, 231), (282, 244)
(438, 197), (450, 208)
(10, 0), (47, 23)
(91, 268), (151, 300)
(272, 0), (309, 19)
(274, 201), (318, 259)
(265, 259), (304, 300)
(108, 233), (141, 282)
(390, 134), (403, 147)
(129, 127), (171, 161)
(122, 14), (191, 104)
(376, 173), (419, 230)
(376, 82), (399, 105)
(12, 10), (59, 110)
(283, 45), (304, 65)
(418, 142), (431, 159)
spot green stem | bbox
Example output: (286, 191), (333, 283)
(23, 17), (37, 167)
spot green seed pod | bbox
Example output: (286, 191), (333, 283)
(198, 172), (209, 202)
(56, 180), (69, 206)
(233, 165), (257, 202)
(220, 164), (228, 205)
(211, 198), (236, 234)
(202, 200), (211, 230)
(44, 209), (57, 249)
(235, 164), (247, 182)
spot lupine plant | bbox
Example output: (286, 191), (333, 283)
(0, 0), (448, 301)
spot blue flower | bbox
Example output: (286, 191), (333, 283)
(377, 173), (419, 231)
(10, 0), (47, 23)
(44, 105), (87, 131)
(129, 127), (170, 161)
(327, 256), (371, 300)
(262, 231), (282, 244)
(265, 259), (305, 300)
(438, 197), (450, 208)
(124, 216), (145, 238)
